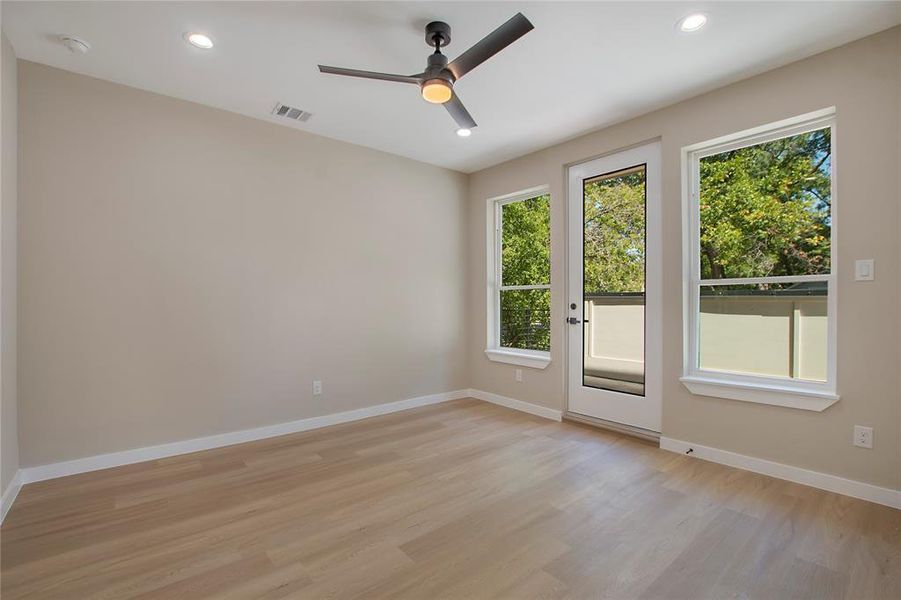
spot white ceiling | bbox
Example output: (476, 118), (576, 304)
(3, 1), (899, 173)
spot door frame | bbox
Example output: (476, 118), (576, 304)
(564, 140), (663, 433)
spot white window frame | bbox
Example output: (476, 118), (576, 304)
(680, 108), (838, 411)
(485, 185), (551, 369)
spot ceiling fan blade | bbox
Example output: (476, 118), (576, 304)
(318, 65), (423, 85)
(444, 91), (477, 130)
(447, 13), (534, 80)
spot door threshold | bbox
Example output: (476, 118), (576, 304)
(563, 412), (660, 444)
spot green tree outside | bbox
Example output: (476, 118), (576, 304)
(583, 168), (646, 294)
(699, 128), (831, 280)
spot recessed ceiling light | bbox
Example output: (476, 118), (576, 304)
(185, 32), (214, 49)
(677, 13), (708, 33)
(456, 128), (472, 137)
(59, 35), (91, 55)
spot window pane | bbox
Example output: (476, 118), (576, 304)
(699, 128), (831, 279)
(584, 167), (645, 294)
(500, 289), (550, 352)
(501, 195), (550, 286)
(582, 165), (646, 396)
(699, 282), (827, 381)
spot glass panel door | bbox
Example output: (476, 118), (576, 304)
(567, 142), (661, 432)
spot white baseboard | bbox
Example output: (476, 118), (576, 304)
(468, 388), (563, 421)
(660, 436), (901, 510)
(19, 389), (469, 486)
(1, 470), (22, 524)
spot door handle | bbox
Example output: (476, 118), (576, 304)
(567, 317), (581, 325)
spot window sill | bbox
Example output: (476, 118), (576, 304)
(485, 348), (551, 369)
(680, 375), (839, 412)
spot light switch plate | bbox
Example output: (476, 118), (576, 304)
(854, 259), (874, 281)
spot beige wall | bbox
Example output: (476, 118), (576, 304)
(468, 27), (901, 489)
(18, 61), (469, 467)
(1, 31), (19, 491)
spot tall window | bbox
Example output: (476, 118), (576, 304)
(486, 188), (551, 368)
(682, 110), (837, 409)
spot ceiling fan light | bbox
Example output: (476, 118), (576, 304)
(421, 79), (452, 104)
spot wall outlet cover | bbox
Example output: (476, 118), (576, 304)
(853, 425), (873, 449)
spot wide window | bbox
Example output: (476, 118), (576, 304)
(486, 187), (551, 368)
(682, 110), (837, 410)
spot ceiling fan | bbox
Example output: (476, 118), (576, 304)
(318, 13), (534, 134)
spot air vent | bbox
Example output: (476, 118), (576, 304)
(271, 103), (312, 122)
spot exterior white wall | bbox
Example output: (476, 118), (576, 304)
(584, 296), (827, 383)
(699, 297), (827, 381)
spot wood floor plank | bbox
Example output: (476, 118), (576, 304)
(2, 399), (899, 599)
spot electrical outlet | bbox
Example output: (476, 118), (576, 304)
(515, 369), (523, 382)
(312, 380), (322, 396)
(853, 425), (873, 449)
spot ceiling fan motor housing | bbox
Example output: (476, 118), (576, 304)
(424, 52), (455, 84)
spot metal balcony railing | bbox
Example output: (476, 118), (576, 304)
(500, 308), (551, 352)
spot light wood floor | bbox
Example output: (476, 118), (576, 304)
(2, 399), (899, 599)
